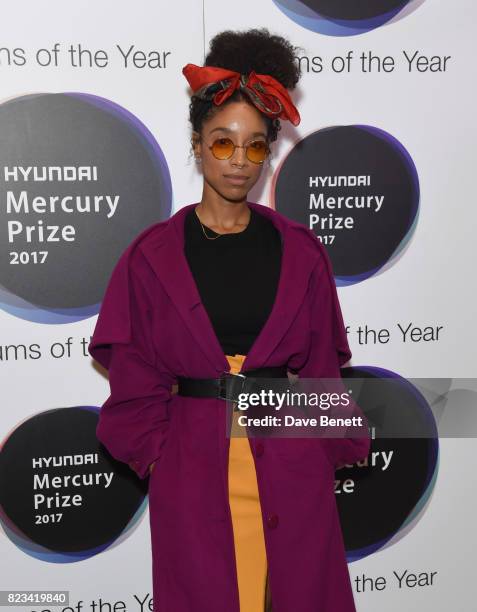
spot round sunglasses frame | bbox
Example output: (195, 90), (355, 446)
(200, 136), (271, 165)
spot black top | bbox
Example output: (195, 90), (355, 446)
(184, 205), (282, 356)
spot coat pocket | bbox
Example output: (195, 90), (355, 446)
(148, 416), (176, 490)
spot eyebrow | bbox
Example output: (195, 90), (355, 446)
(208, 126), (267, 139)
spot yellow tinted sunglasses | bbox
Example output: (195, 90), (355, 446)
(203, 137), (270, 164)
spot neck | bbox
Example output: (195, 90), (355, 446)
(196, 190), (250, 232)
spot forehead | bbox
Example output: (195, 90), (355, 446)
(204, 101), (267, 138)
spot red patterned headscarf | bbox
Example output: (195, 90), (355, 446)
(182, 63), (301, 126)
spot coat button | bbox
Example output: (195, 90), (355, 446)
(255, 442), (265, 457)
(267, 513), (279, 529)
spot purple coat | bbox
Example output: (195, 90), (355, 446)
(88, 201), (370, 612)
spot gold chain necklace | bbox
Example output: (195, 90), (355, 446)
(194, 206), (251, 240)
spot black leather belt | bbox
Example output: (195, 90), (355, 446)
(177, 365), (289, 404)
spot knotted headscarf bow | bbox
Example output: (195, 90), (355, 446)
(182, 63), (301, 126)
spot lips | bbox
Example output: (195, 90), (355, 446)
(223, 174), (250, 185)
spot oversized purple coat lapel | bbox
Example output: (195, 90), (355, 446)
(138, 202), (318, 374)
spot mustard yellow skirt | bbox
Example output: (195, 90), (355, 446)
(226, 353), (268, 612)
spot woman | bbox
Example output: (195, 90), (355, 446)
(88, 28), (370, 612)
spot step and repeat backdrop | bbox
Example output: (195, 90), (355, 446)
(0, 1), (475, 611)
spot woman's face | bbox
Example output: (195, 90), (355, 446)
(192, 100), (270, 203)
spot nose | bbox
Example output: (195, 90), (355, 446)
(231, 144), (248, 167)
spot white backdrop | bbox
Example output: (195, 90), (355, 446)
(1, 1), (476, 611)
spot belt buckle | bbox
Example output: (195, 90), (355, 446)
(218, 371), (247, 402)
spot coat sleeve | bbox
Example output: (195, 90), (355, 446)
(88, 243), (172, 480)
(297, 235), (371, 468)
